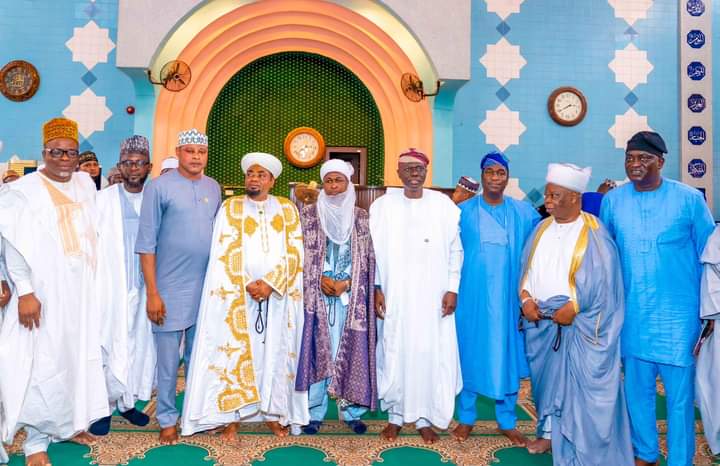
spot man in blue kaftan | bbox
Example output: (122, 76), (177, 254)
(453, 151), (539, 444)
(521, 163), (633, 465)
(135, 129), (221, 444)
(600, 131), (715, 466)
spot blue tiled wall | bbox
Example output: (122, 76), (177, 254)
(0, 0), (134, 172)
(453, 0), (682, 207)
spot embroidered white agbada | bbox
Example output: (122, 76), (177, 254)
(182, 195), (308, 435)
(369, 188), (463, 428)
(96, 184), (156, 410)
(0, 171), (108, 443)
(697, 226), (720, 454)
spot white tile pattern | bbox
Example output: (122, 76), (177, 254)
(607, 0), (654, 26)
(485, 0), (524, 20)
(480, 38), (527, 86)
(63, 88), (113, 138)
(608, 43), (654, 90)
(65, 20), (115, 71)
(479, 103), (527, 151)
(608, 108), (653, 149)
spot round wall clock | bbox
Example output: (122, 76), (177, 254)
(284, 127), (325, 168)
(0, 60), (40, 102)
(548, 87), (587, 126)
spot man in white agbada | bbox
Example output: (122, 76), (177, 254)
(91, 135), (156, 436)
(370, 148), (463, 445)
(0, 118), (108, 466)
(697, 226), (720, 455)
(182, 152), (308, 440)
(0, 239), (10, 464)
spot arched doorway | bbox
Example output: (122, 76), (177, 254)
(207, 52), (384, 196)
(149, 0), (434, 185)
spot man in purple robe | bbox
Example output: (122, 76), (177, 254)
(296, 159), (377, 435)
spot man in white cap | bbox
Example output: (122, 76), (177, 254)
(160, 156), (179, 175)
(135, 128), (221, 444)
(92, 135), (155, 436)
(0, 117), (108, 466)
(295, 159), (377, 435)
(519, 163), (632, 464)
(182, 152), (308, 440)
(370, 149), (463, 444)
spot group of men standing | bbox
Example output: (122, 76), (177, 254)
(0, 117), (717, 466)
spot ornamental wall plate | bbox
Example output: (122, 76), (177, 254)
(0, 60), (40, 102)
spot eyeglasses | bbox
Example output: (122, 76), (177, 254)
(44, 148), (80, 159)
(118, 160), (150, 168)
(625, 153), (659, 165)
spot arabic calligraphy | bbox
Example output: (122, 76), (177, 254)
(688, 126), (706, 146)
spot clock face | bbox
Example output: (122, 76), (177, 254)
(553, 92), (582, 121)
(290, 132), (319, 162)
(548, 87), (587, 126)
(284, 127), (325, 168)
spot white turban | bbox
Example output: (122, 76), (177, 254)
(161, 156), (179, 170)
(241, 152), (282, 178)
(546, 163), (592, 193)
(320, 159), (354, 181)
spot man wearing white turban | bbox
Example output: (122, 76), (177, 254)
(295, 159), (377, 435)
(182, 152), (309, 440)
(519, 163), (633, 464)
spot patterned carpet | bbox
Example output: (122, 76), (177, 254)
(3, 377), (719, 466)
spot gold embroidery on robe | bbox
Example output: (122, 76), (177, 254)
(40, 176), (97, 268)
(215, 196), (260, 412)
(271, 214), (284, 233)
(244, 216), (258, 237)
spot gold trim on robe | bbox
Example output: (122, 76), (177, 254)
(520, 213), (598, 314)
(215, 196), (261, 412)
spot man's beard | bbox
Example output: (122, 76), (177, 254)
(124, 175), (149, 189)
(246, 187), (261, 197)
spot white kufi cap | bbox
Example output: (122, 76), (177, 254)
(161, 156), (179, 170)
(545, 163), (592, 193)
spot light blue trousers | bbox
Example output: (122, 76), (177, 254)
(624, 356), (695, 466)
(307, 292), (367, 422)
(154, 326), (195, 428)
(457, 388), (518, 430)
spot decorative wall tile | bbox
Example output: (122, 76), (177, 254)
(484, 0), (524, 20)
(65, 20), (115, 71)
(63, 88), (113, 138)
(480, 38), (527, 86)
(505, 177), (526, 200)
(608, 108), (653, 149)
(479, 103), (527, 151)
(608, 43), (654, 90)
(607, 0), (653, 25)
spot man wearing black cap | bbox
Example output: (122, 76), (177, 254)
(78, 151), (108, 190)
(600, 131), (715, 466)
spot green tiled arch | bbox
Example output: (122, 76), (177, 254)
(207, 52), (385, 197)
